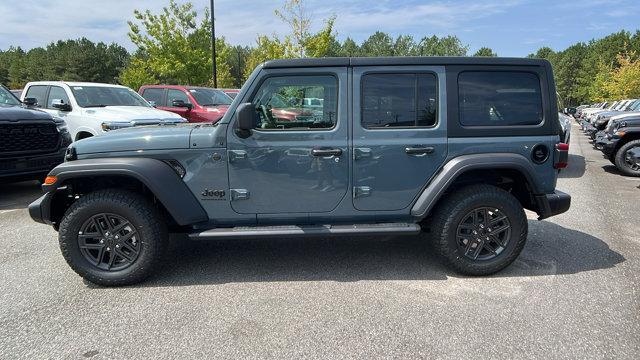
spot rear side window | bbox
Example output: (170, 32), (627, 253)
(25, 85), (48, 108)
(362, 73), (438, 128)
(142, 88), (165, 106)
(458, 71), (543, 127)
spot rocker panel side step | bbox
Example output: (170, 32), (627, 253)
(188, 223), (421, 240)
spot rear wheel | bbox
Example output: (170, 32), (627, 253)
(428, 184), (527, 275)
(58, 189), (168, 286)
(614, 140), (640, 177)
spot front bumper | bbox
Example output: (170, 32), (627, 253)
(29, 192), (53, 225)
(600, 137), (620, 156)
(0, 148), (66, 181)
(535, 190), (571, 220)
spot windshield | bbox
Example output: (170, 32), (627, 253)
(628, 100), (640, 111)
(70, 86), (150, 108)
(0, 86), (21, 106)
(188, 88), (232, 106)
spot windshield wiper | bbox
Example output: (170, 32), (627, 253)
(84, 104), (108, 108)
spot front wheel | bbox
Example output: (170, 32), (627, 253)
(614, 140), (640, 177)
(58, 189), (168, 286)
(427, 184), (528, 275)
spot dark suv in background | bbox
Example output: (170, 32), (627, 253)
(0, 85), (71, 183)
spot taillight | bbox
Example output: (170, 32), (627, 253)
(554, 143), (569, 169)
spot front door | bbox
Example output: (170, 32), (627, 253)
(352, 66), (448, 211)
(227, 68), (349, 214)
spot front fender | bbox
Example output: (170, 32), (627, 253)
(34, 158), (208, 226)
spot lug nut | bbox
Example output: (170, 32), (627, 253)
(106, 247), (111, 251)
(115, 244), (120, 249)
(100, 240), (104, 244)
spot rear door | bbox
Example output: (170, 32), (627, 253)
(352, 66), (447, 211)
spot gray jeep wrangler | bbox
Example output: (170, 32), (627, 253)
(30, 57), (571, 286)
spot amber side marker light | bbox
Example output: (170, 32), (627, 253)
(43, 176), (57, 185)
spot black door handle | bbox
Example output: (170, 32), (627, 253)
(311, 148), (343, 157)
(405, 146), (435, 155)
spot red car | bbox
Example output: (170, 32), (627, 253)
(139, 85), (232, 123)
(221, 89), (240, 99)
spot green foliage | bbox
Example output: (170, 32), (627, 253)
(473, 47), (497, 57)
(123, 0), (233, 89)
(416, 35), (468, 56)
(0, 40), (128, 89)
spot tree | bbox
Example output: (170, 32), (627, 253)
(360, 31), (395, 56)
(274, 0), (311, 57)
(243, 35), (292, 78)
(473, 47), (497, 57)
(302, 16), (337, 58)
(416, 35), (468, 56)
(338, 38), (360, 57)
(124, 0), (233, 88)
(393, 35), (417, 56)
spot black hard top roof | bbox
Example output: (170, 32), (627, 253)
(262, 56), (549, 69)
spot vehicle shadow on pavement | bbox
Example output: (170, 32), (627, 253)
(558, 154), (586, 178)
(0, 181), (42, 211)
(127, 220), (624, 287)
(601, 164), (627, 176)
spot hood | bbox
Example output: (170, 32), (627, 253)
(73, 124), (196, 155)
(610, 111), (640, 122)
(0, 104), (54, 122)
(82, 106), (185, 122)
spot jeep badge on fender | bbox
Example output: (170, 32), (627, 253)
(201, 189), (226, 199)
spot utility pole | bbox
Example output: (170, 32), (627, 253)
(210, 0), (217, 88)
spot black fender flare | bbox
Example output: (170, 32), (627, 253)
(40, 158), (208, 226)
(411, 153), (544, 219)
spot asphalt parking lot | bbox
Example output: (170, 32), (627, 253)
(1, 122), (639, 359)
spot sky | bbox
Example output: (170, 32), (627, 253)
(0, 0), (638, 57)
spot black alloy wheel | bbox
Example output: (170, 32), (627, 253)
(456, 207), (511, 261)
(78, 213), (141, 271)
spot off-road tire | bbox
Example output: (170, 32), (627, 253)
(428, 184), (528, 276)
(58, 189), (168, 286)
(614, 139), (640, 177)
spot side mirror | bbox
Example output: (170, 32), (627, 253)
(23, 97), (38, 107)
(235, 102), (257, 138)
(51, 99), (72, 111)
(172, 99), (192, 109)
(148, 100), (157, 108)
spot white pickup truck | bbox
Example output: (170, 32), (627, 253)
(21, 81), (186, 141)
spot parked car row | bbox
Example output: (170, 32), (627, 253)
(2, 80), (240, 183)
(572, 99), (640, 176)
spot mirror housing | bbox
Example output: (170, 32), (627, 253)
(23, 97), (38, 107)
(235, 102), (256, 138)
(148, 100), (157, 108)
(51, 99), (72, 111)
(172, 99), (192, 109)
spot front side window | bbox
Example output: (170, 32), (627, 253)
(71, 86), (150, 108)
(251, 75), (337, 130)
(361, 73), (438, 128)
(458, 71), (543, 127)
(47, 86), (70, 109)
(167, 89), (191, 107)
(24, 85), (48, 107)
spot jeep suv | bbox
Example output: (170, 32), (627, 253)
(0, 85), (71, 183)
(29, 57), (571, 286)
(598, 114), (640, 176)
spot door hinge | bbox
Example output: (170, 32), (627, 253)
(353, 186), (371, 198)
(353, 147), (372, 160)
(230, 189), (250, 201)
(228, 150), (247, 162)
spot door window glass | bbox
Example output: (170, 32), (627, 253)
(24, 85), (48, 108)
(167, 89), (191, 107)
(362, 73), (437, 128)
(251, 75), (338, 130)
(141, 88), (165, 106)
(46, 86), (70, 109)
